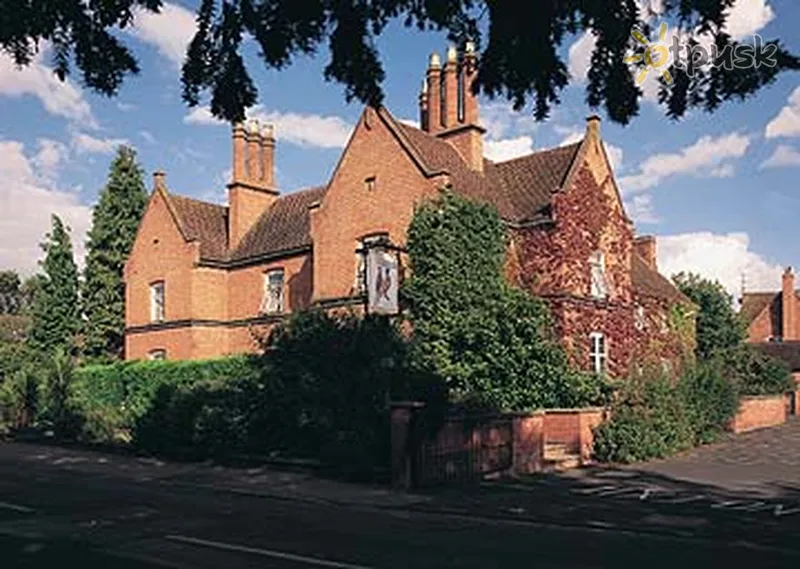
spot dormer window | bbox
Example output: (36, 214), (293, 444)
(150, 281), (165, 322)
(589, 251), (609, 299)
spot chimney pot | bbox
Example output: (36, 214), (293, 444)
(446, 45), (457, 63)
(153, 170), (166, 190)
(429, 52), (441, 69)
(634, 235), (657, 271)
(465, 40), (476, 55)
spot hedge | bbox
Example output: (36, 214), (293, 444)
(69, 355), (260, 442)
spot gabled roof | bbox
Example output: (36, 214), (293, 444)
(380, 108), (581, 223)
(631, 255), (694, 306)
(740, 291), (780, 326)
(230, 185), (327, 262)
(167, 194), (229, 261)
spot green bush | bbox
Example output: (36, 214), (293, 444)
(70, 355), (260, 442)
(594, 361), (738, 463)
(718, 345), (794, 396)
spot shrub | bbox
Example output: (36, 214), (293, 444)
(70, 355), (260, 442)
(718, 345), (794, 396)
(595, 361), (737, 463)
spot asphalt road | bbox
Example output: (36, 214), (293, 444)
(1, 443), (799, 568)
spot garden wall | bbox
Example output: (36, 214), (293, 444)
(729, 395), (787, 434)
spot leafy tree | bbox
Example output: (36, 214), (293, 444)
(0, 270), (22, 314)
(82, 146), (148, 360)
(3, 1), (797, 124)
(19, 275), (45, 316)
(404, 191), (606, 412)
(29, 215), (80, 355)
(672, 272), (745, 360)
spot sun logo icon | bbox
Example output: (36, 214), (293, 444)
(624, 22), (674, 86)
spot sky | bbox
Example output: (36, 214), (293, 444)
(0, 0), (798, 301)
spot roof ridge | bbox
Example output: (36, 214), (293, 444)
(169, 192), (228, 210)
(493, 140), (583, 167)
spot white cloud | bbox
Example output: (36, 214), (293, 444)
(484, 136), (535, 162)
(129, 2), (197, 67)
(117, 102), (137, 112)
(480, 102), (538, 140)
(0, 50), (95, 127)
(724, 0), (775, 40)
(765, 87), (800, 139)
(184, 105), (354, 148)
(140, 130), (157, 144)
(619, 132), (750, 194)
(71, 132), (128, 155)
(708, 163), (735, 178)
(658, 232), (783, 297)
(760, 144), (800, 169)
(626, 194), (660, 224)
(0, 140), (91, 276)
(568, 32), (597, 82)
(32, 138), (69, 178)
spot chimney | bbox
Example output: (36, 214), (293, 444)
(634, 235), (657, 270)
(418, 79), (429, 132)
(227, 121), (279, 249)
(425, 53), (442, 134)
(586, 114), (601, 139)
(153, 170), (166, 192)
(442, 45), (459, 129)
(260, 124), (275, 188)
(782, 267), (796, 340)
(431, 42), (485, 172)
(247, 120), (262, 181)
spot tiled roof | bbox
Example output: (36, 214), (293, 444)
(752, 341), (800, 371)
(487, 143), (581, 222)
(230, 186), (327, 262)
(389, 112), (579, 222)
(631, 254), (693, 306)
(740, 292), (779, 326)
(168, 194), (229, 261)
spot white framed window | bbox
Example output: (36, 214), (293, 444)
(634, 304), (646, 331)
(589, 332), (607, 375)
(589, 250), (609, 299)
(355, 233), (388, 295)
(260, 269), (285, 314)
(148, 349), (166, 361)
(150, 281), (165, 322)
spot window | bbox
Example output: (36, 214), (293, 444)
(634, 304), (646, 331)
(355, 233), (388, 294)
(150, 281), (165, 322)
(364, 176), (376, 192)
(589, 332), (607, 375)
(260, 269), (285, 314)
(148, 349), (166, 361)
(589, 251), (609, 299)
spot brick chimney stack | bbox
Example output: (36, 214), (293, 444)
(782, 266), (796, 340)
(634, 235), (657, 271)
(425, 53), (442, 134)
(423, 42), (485, 172)
(418, 80), (429, 132)
(443, 45), (459, 128)
(228, 120), (279, 249)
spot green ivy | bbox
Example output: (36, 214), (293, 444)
(403, 190), (608, 412)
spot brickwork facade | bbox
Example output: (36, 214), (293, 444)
(123, 45), (694, 369)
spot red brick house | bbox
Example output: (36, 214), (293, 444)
(741, 267), (800, 382)
(124, 45), (695, 375)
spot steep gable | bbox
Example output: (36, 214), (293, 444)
(741, 292), (779, 327)
(168, 194), (229, 261)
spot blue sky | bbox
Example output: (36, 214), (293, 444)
(0, 0), (798, 299)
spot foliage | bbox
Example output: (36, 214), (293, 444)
(672, 272), (745, 360)
(28, 215), (80, 355)
(404, 190), (608, 412)
(717, 344), (794, 396)
(0, 344), (40, 432)
(594, 362), (738, 463)
(82, 146), (148, 361)
(0, 270), (22, 314)
(70, 355), (259, 442)
(3, 1), (796, 124)
(0, 315), (31, 345)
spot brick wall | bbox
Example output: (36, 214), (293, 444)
(310, 107), (441, 301)
(729, 395), (787, 433)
